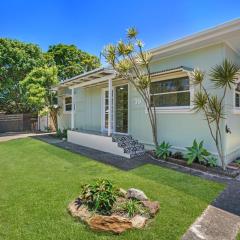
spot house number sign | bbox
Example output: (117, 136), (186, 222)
(134, 98), (142, 105)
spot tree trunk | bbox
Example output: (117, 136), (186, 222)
(49, 108), (58, 131)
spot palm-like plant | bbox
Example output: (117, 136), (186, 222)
(102, 27), (158, 146)
(192, 59), (239, 169)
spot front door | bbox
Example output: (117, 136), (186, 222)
(115, 85), (128, 133)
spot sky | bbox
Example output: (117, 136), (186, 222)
(0, 0), (240, 63)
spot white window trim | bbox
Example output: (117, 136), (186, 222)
(148, 74), (195, 114)
(63, 95), (72, 114)
(233, 78), (240, 114)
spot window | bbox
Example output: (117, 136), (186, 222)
(64, 96), (72, 112)
(235, 82), (240, 108)
(150, 77), (190, 108)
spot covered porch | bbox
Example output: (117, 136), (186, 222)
(59, 67), (129, 137)
(58, 67), (140, 158)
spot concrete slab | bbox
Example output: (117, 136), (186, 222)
(0, 132), (52, 142)
(182, 205), (240, 240)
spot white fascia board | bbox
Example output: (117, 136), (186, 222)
(150, 18), (240, 57)
(68, 74), (116, 89)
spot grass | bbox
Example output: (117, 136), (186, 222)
(238, 233), (240, 240)
(0, 138), (225, 240)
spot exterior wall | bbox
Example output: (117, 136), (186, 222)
(74, 86), (102, 131)
(57, 88), (71, 130)
(129, 44), (226, 157)
(57, 43), (240, 164)
(224, 45), (240, 162)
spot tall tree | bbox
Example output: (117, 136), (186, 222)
(103, 28), (158, 146)
(20, 66), (59, 129)
(0, 38), (45, 113)
(47, 44), (100, 80)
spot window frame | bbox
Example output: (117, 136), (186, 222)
(233, 79), (240, 114)
(63, 95), (72, 114)
(149, 75), (194, 113)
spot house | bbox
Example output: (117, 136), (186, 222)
(55, 19), (240, 164)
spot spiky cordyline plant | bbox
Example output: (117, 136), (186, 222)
(192, 59), (239, 169)
(102, 27), (158, 146)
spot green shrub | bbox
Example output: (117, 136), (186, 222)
(207, 155), (218, 167)
(56, 128), (68, 139)
(185, 139), (210, 165)
(80, 179), (117, 215)
(155, 141), (172, 159)
(121, 199), (143, 217)
(56, 128), (62, 138)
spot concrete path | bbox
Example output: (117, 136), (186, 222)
(182, 205), (240, 240)
(0, 132), (52, 142)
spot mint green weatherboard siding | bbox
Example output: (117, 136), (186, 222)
(129, 44), (226, 153)
(57, 43), (240, 164)
(224, 45), (240, 158)
(74, 87), (102, 131)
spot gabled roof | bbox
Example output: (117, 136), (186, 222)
(150, 18), (240, 59)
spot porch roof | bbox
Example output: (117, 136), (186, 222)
(57, 67), (116, 88)
(56, 66), (193, 89)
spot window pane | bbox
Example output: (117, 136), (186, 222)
(65, 97), (72, 104)
(65, 104), (72, 111)
(236, 93), (240, 107)
(150, 77), (189, 94)
(151, 92), (190, 107)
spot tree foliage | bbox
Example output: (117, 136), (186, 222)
(47, 44), (100, 80)
(0, 38), (45, 113)
(0, 39), (100, 115)
(20, 66), (59, 129)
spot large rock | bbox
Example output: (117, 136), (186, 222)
(118, 188), (127, 198)
(88, 214), (132, 234)
(142, 200), (160, 216)
(127, 188), (148, 201)
(68, 201), (92, 223)
(131, 215), (147, 229)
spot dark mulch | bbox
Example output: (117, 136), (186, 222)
(148, 152), (240, 178)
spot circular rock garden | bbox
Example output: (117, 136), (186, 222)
(68, 179), (159, 234)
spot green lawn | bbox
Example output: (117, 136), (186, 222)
(0, 138), (225, 240)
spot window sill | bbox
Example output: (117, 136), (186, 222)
(63, 111), (72, 115)
(146, 106), (195, 114)
(233, 108), (240, 114)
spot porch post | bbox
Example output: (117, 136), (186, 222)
(108, 78), (112, 136)
(71, 88), (75, 130)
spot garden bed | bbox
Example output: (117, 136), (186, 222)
(68, 179), (160, 234)
(148, 151), (240, 178)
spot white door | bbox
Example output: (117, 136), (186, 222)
(102, 89), (113, 132)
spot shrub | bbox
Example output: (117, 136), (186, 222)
(56, 128), (68, 139)
(185, 139), (210, 165)
(121, 199), (144, 217)
(80, 179), (117, 215)
(155, 141), (172, 159)
(207, 155), (218, 167)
